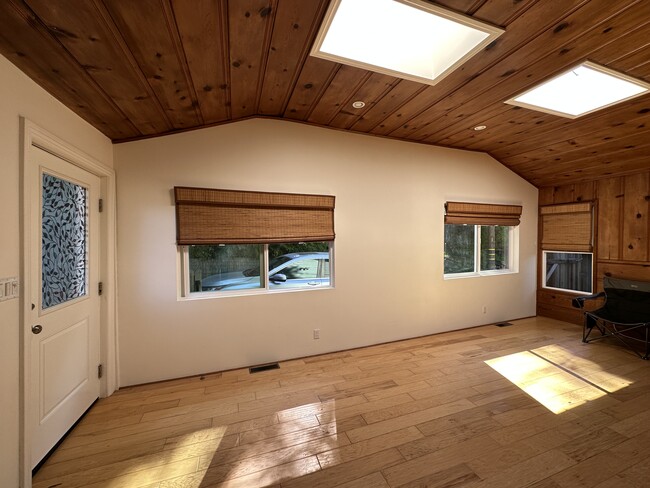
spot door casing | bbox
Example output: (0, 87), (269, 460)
(20, 118), (118, 488)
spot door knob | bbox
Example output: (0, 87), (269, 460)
(32, 325), (43, 334)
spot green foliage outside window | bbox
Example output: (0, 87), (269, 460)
(480, 225), (510, 271)
(444, 225), (475, 274)
(444, 224), (511, 275)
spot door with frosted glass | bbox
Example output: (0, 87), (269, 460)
(29, 147), (100, 469)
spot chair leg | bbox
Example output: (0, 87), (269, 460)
(583, 321), (590, 343)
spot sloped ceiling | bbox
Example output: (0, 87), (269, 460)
(1, 0), (649, 187)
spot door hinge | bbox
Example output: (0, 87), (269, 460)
(98, 282), (103, 296)
(98, 364), (103, 379)
(99, 198), (103, 213)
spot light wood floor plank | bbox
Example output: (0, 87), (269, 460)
(32, 317), (650, 488)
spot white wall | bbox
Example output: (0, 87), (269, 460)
(0, 54), (113, 487)
(114, 118), (538, 386)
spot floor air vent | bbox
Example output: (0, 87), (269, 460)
(495, 322), (514, 327)
(249, 362), (280, 374)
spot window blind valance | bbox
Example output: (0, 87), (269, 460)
(445, 201), (522, 226)
(540, 201), (593, 252)
(174, 187), (335, 245)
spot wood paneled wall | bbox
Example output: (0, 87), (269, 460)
(537, 171), (650, 324)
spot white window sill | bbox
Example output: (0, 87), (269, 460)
(179, 285), (335, 301)
(444, 270), (518, 280)
(541, 285), (593, 295)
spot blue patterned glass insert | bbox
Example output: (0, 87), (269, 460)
(42, 173), (88, 309)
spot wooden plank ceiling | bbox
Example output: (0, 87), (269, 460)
(1, 0), (649, 188)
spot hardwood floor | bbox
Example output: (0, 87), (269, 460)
(33, 316), (650, 488)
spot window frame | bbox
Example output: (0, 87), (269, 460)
(542, 250), (593, 295)
(443, 224), (518, 279)
(179, 242), (335, 299)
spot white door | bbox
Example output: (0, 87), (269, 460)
(28, 146), (101, 468)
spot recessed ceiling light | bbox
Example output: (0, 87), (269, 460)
(473, 125), (487, 131)
(352, 100), (366, 109)
(311, 0), (503, 86)
(505, 61), (650, 118)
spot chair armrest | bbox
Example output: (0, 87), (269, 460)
(572, 292), (606, 309)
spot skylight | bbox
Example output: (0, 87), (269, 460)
(506, 61), (650, 118)
(311, 0), (503, 86)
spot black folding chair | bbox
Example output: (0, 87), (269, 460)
(572, 276), (650, 360)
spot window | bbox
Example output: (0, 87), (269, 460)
(543, 251), (593, 294)
(443, 201), (521, 278)
(174, 187), (335, 297)
(184, 241), (332, 295)
(444, 224), (516, 277)
(187, 244), (263, 293)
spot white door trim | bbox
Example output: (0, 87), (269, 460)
(20, 118), (118, 487)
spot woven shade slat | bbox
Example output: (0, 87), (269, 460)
(174, 187), (335, 245)
(540, 202), (593, 252)
(445, 201), (522, 226)
(175, 187), (334, 209)
(539, 202), (591, 215)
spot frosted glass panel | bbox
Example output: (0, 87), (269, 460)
(42, 173), (88, 309)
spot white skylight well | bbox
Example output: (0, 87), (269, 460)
(506, 61), (650, 118)
(311, 0), (504, 86)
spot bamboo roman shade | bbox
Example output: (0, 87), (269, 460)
(445, 201), (522, 226)
(174, 187), (335, 245)
(540, 202), (593, 252)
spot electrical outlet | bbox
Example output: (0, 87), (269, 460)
(313, 329), (320, 340)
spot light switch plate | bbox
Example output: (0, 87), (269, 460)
(0, 277), (19, 302)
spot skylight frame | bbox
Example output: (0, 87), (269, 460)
(505, 61), (650, 119)
(310, 0), (504, 87)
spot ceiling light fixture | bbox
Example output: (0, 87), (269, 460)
(311, 0), (503, 86)
(505, 61), (650, 118)
(473, 125), (487, 131)
(352, 100), (366, 109)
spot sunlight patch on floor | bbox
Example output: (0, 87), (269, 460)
(531, 344), (634, 393)
(484, 350), (620, 414)
(125, 425), (231, 486)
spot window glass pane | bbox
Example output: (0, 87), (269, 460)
(544, 252), (592, 293)
(268, 242), (331, 288)
(42, 173), (88, 309)
(283, 260), (319, 279)
(480, 225), (510, 271)
(444, 224), (475, 274)
(189, 244), (262, 292)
